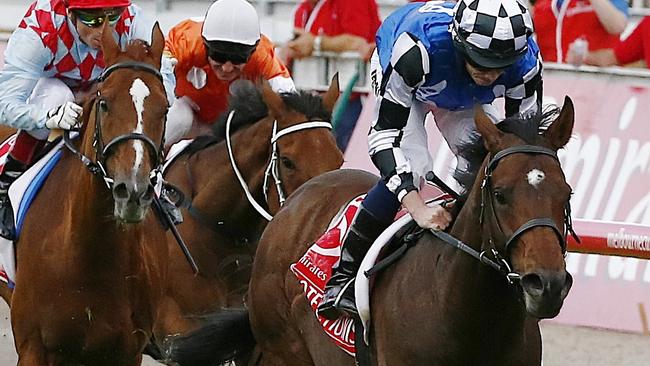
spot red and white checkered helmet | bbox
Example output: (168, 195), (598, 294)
(66, 0), (131, 10)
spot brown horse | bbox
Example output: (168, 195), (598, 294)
(149, 79), (343, 353)
(10, 24), (169, 365)
(166, 97), (576, 365)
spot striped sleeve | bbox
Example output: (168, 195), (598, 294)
(505, 55), (543, 118)
(368, 32), (428, 201)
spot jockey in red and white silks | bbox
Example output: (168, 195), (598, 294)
(0, 0), (174, 240)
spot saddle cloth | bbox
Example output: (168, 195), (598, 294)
(291, 186), (453, 354)
(290, 195), (418, 355)
(0, 135), (64, 287)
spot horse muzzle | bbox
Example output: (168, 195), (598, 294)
(111, 179), (155, 223)
(520, 269), (573, 319)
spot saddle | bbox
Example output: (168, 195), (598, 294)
(291, 189), (452, 358)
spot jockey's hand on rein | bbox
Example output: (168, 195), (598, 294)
(45, 101), (83, 130)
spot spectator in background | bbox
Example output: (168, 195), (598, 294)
(286, 0), (381, 152)
(533, 0), (628, 63)
(163, 0), (295, 143)
(568, 17), (650, 68)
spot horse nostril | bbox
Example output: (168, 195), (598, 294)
(139, 185), (155, 204)
(521, 273), (544, 298)
(113, 182), (130, 201)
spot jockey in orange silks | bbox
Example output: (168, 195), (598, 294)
(163, 0), (296, 143)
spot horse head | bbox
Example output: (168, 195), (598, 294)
(258, 76), (344, 212)
(473, 97), (575, 318)
(78, 23), (168, 222)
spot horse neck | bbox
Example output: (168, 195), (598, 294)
(189, 118), (275, 230)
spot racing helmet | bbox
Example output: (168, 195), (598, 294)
(202, 0), (260, 46)
(66, 0), (131, 10)
(452, 0), (534, 69)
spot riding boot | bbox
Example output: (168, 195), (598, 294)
(0, 156), (27, 240)
(0, 132), (46, 240)
(317, 204), (388, 320)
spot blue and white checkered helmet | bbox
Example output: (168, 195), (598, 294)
(452, 0), (534, 69)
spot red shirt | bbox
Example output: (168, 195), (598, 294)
(614, 17), (650, 66)
(533, 0), (625, 62)
(292, 0), (380, 43)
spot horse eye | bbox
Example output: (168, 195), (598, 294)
(98, 99), (108, 112)
(280, 156), (296, 170)
(494, 190), (507, 204)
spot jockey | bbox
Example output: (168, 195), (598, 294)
(0, 0), (168, 240)
(317, 0), (543, 320)
(163, 0), (296, 143)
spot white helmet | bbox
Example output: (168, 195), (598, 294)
(202, 0), (260, 46)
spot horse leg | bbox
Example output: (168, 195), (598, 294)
(0, 282), (11, 306)
(16, 340), (48, 366)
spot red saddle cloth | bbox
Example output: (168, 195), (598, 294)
(290, 184), (451, 356)
(290, 195), (365, 356)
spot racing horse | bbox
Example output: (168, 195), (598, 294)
(150, 77), (343, 353)
(10, 24), (169, 365)
(166, 97), (576, 365)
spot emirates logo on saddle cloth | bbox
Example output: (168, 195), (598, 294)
(290, 195), (365, 356)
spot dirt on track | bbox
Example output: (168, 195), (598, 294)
(0, 302), (648, 365)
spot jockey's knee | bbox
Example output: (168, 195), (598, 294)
(165, 96), (196, 146)
(21, 129), (50, 141)
(362, 181), (401, 224)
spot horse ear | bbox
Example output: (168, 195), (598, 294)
(321, 73), (340, 113)
(544, 96), (575, 150)
(101, 21), (121, 64)
(474, 105), (503, 151)
(149, 22), (164, 69)
(261, 81), (286, 119)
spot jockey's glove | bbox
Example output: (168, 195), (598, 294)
(45, 101), (83, 130)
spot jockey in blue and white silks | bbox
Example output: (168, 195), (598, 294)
(0, 0), (174, 240)
(317, 0), (543, 320)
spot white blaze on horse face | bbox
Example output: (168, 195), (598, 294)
(527, 169), (545, 188)
(129, 78), (150, 177)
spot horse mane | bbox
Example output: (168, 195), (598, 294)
(123, 39), (155, 61)
(452, 106), (561, 205)
(185, 81), (330, 154)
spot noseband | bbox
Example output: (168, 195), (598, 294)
(64, 61), (166, 189)
(479, 145), (580, 282)
(225, 110), (332, 221)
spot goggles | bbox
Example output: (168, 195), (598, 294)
(464, 55), (506, 73)
(203, 39), (257, 65)
(74, 8), (124, 28)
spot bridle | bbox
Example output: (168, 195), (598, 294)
(224, 110), (333, 221)
(427, 144), (579, 284)
(64, 61), (166, 190)
(478, 144), (580, 282)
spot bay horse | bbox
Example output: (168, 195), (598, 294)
(166, 97), (576, 365)
(10, 24), (169, 365)
(149, 79), (343, 352)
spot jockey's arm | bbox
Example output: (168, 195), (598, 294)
(504, 48), (544, 118)
(368, 32), (427, 201)
(0, 29), (53, 130)
(257, 36), (296, 94)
